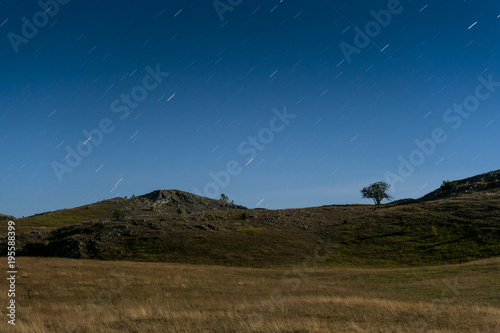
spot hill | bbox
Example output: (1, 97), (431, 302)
(2, 171), (500, 267)
(10, 189), (246, 229)
(0, 213), (16, 221)
(418, 169), (500, 202)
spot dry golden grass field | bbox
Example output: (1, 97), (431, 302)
(1, 256), (499, 332)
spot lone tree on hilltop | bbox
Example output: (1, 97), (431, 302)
(361, 181), (392, 206)
(220, 193), (234, 204)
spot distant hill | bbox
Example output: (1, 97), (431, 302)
(11, 189), (246, 229)
(388, 169), (500, 206)
(0, 213), (16, 221)
(417, 169), (500, 202)
(139, 189), (247, 212)
(2, 171), (500, 268)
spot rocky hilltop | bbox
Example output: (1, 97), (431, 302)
(137, 189), (247, 212)
(417, 169), (500, 202)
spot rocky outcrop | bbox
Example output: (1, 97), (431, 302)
(417, 169), (500, 203)
(139, 189), (247, 211)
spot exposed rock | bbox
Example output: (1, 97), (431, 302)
(139, 189), (247, 212)
(207, 224), (224, 231)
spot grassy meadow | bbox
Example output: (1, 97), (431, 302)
(1, 257), (499, 332)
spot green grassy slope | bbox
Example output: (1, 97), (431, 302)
(2, 172), (499, 268)
(2, 189), (498, 268)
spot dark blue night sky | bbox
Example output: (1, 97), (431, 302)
(1, 0), (499, 217)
